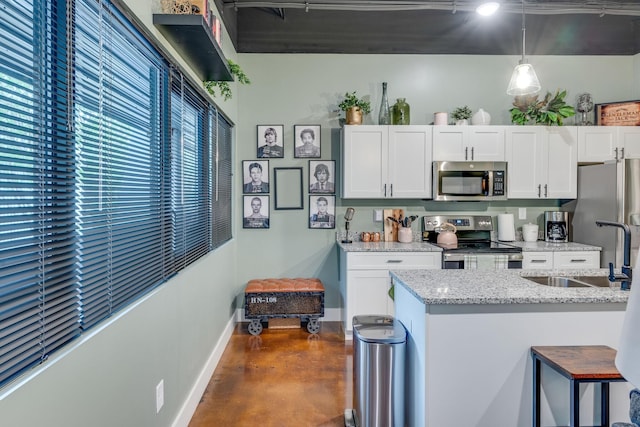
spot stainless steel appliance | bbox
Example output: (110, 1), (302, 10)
(422, 215), (522, 269)
(570, 159), (640, 268)
(544, 211), (569, 243)
(432, 161), (507, 201)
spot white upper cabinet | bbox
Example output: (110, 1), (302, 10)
(342, 125), (433, 199)
(506, 126), (577, 199)
(433, 126), (505, 161)
(577, 126), (640, 162)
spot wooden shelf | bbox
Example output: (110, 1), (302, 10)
(153, 14), (232, 82)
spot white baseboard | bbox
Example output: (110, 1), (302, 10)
(171, 314), (236, 427)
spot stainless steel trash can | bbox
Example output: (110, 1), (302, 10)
(351, 315), (406, 427)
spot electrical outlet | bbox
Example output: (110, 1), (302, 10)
(156, 379), (164, 413)
(373, 209), (383, 222)
(518, 208), (526, 220)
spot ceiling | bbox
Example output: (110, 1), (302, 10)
(213, 0), (640, 55)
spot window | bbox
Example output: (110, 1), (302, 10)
(0, 0), (233, 388)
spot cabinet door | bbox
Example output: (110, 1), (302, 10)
(577, 127), (616, 162)
(506, 127), (545, 198)
(619, 127), (640, 159)
(546, 127), (577, 199)
(433, 127), (466, 161)
(346, 270), (393, 330)
(553, 251), (600, 269)
(468, 126), (505, 161)
(342, 125), (387, 198)
(522, 252), (553, 270)
(388, 126), (433, 198)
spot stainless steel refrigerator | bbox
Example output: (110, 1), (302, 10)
(571, 159), (640, 268)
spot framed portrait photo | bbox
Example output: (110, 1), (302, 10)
(309, 195), (335, 229)
(309, 160), (335, 194)
(257, 125), (284, 158)
(293, 125), (321, 158)
(242, 160), (269, 194)
(243, 195), (270, 229)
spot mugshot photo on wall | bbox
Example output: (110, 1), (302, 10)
(243, 195), (270, 229)
(242, 160), (269, 194)
(309, 195), (335, 229)
(257, 125), (284, 158)
(294, 125), (321, 158)
(309, 160), (335, 194)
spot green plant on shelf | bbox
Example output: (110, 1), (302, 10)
(204, 60), (251, 101)
(451, 105), (472, 121)
(338, 91), (371, 114)
(509, 89), (575, 126)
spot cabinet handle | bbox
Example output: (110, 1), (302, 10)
(471, 147), (474, 160)
(531, 259), (548, 263)
(621, 147), (625, 159)
(570, 259), (587, 263)
(384, 183), (387, 197)
(544, 184), (548, 198)
(537, 184), (541, 198)
(465, 147), (468, 161)
(390, 183), (393, 197)
(386, 260), (403, 263)
(615, 147), (619, 160)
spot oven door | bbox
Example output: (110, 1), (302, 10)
(443, 253), (523, 270)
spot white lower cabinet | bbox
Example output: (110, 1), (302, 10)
(339, 251), (441, 339)
(523, 251), (600, 270)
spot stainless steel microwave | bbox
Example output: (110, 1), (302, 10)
(432, 161), (507, 201)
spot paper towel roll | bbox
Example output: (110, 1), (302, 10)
(497, 214), (515, 241)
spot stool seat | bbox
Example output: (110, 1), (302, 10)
(245, 278), (325, 293)
(531, 345), (627, 427)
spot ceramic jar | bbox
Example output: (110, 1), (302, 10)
(397, 227), (413, 243)
(392, 98), (410, 125)
(471, 108), (491, 125)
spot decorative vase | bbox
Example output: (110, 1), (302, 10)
(378, 82), (391, 125)
(397, 227), (413, 243)
(455, 119), (469, 126)
(471, 108), (491, 125)
(392, 98), (410, 125)
(345, 107), (363, 125)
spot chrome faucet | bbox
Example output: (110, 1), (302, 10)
(595, 220), (632, 290)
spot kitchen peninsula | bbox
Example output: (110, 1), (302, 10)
(391, 269), (631, 427)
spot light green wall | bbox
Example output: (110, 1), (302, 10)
(235, 53), (638, 308)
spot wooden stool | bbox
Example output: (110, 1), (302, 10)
(531, 345), (626, 427)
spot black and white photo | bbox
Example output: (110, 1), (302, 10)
(242, 160), (269, 194)
(243, 195), (270, 229)
(294, 125), (321, 158)
(309, 195), (335, 229)
(257, 125), (284, 158)
(309, 160), (335, 194)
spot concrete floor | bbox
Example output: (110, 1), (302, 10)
(189, 321), (353, 426)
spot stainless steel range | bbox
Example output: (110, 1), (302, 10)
(422, 215), (523, 269)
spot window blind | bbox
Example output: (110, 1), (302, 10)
(213, 113), (232, 248)
(74, 0), (168, 329)
(0, 0), (79, 386)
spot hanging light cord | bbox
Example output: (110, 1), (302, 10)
(520, 0), (526, 63)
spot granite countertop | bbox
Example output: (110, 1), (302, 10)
(507, 241), (601, 252)
(391, 269), (629, 305)
(337, 241), (443, 252)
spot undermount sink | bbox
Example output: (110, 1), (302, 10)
(525, 276), (615, 288)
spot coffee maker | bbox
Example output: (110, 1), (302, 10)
(544, 211), (569, 243)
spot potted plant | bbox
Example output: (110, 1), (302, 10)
(204, 60), (250, 101)
(338, 91), (371, 125)
(451, 105), (472, 125)
(510, 89), (575, 126)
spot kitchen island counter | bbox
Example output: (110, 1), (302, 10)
(391, 268), (628, 305)
(392, 268), (631, 427)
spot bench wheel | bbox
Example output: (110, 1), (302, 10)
(248, 320), (263, 336)
(307, 319), (320, 334)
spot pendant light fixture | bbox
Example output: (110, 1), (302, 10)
(506, 0), (541, 96)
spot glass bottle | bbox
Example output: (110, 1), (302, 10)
(392, 98), (410, 125)
(378, 82), (391, 125)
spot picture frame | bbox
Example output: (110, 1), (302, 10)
(242, 160), (269, 194)
(243, 195), (270, 229)
(308, 160), (336, 194)
(257, 125), (284, 158)
(595, 100), (640, 126)
(309, 195), (335, 229)
(274, 167), (304, 210)
(293, 125), (321, 158)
